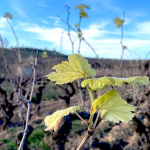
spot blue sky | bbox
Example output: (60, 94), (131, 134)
(0, 0), (150, 59)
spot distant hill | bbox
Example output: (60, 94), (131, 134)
(0, 47), (143, 73)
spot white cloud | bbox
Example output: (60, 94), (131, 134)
(38, 3), (49, 8)
(0, 18), (7, 28)
(125, 21), (150, 37)
(137, 21), (150, 35)
(24, 25), (65, 45)
(127, 11), (146, 18)
(0, 17), (14, 37)
(124, 17), (131, 25)
(14, 21), (150, 59)
(48, 16), (60, 20)
(89, 21), (109, 29)
(99, 0), (121, 13)
(13, 5), (27, 19)
(82, 0), (121, 13)
(82, 22), (117, 39)
(48, 16), (62, 26)
(41, 20), (49, 24)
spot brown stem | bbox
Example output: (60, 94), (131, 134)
(78, 16), (82, 54)
(119, 12), (125, 77)
(6, 18), (23, 98)
(66, 6), (74, 54)
(18, 50), (38, 150)
(76, 130), (94, 150)
(0, 34), (27, 103)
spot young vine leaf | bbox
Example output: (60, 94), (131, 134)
(75, 4), (90, 18)
(91, 90), (137, 123)
(75, 4), (90, 10)
(81, 76), (149, 90)
(114, 17), (124, 28)
(45, 54), (96, 84)
(4, 12), (13, 20)
(79, 11), (88, 18)
(75, 23), (79, 28)
(123, 46), (127, 50)
(44, 106), (80, 132)
(42, 51), (48, 58)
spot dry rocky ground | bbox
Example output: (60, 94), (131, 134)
(0, 48), (150, 150)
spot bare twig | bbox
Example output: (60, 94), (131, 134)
(57, 15), (98, 58)
(0, 34), (27, 104)
(0, 105), (9, 118)
(66, 6), (74, 54)
(78, 16), (82, 54)
(18, 50), (39, 150)
(6, 18), (23, 96)
(6, 17), (25, 122)
(24, 72), (34, 100)
(119, 12), (125, 76)
(74, 110), (87, 125)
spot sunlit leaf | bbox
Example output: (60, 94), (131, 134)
(123, 46), (127, 50)
(45, 54), (96, 84)
(75, 4), (90, 10)
(44, 106), (80, 131)
(78, 33), (82, 38)
(91, 90), (136, 123)
(128, 76), (149, 85)
(4, 12), (13, 20)
(81, 76), (149, 90)
(79, 11), (88, 18)
(42, 51), (48, 58)
(114, 17), (124, 28)
(75, 23), (79, 28)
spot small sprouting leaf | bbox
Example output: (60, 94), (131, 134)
(75, 4), (90, 10)
(81, 76), (149, 90)
(114, 17), (124, 28)
(123, 46), (127, 50)
(79, 11), (88, 18)
(45, 54), (96, 84)
(128, 76), (149, 85)
(42, 51), (48, 58)
(44, 106), (80, 131)
(78, 33), (82, 38)
(91, 90), (136, 123)
(4, 12), (13, 20)
(77, 29), (82, 37)
(75, 23), (79, 28)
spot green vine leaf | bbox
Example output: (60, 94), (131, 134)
(75, 23), (79, 28)
(45, 54), (96, 84)
(75, 4), (90, 10)
(114, 17), (124, 28)
(79, 11), (88, 18)
(42, 51), (48, 58)
(75, 4), (89, 18)
(44, 106), (80, 131)
(81, 76), (149, 90)
(91, 90), (136, 123)
(123, 46), (127, 50)
(4, 12), (13, 20)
